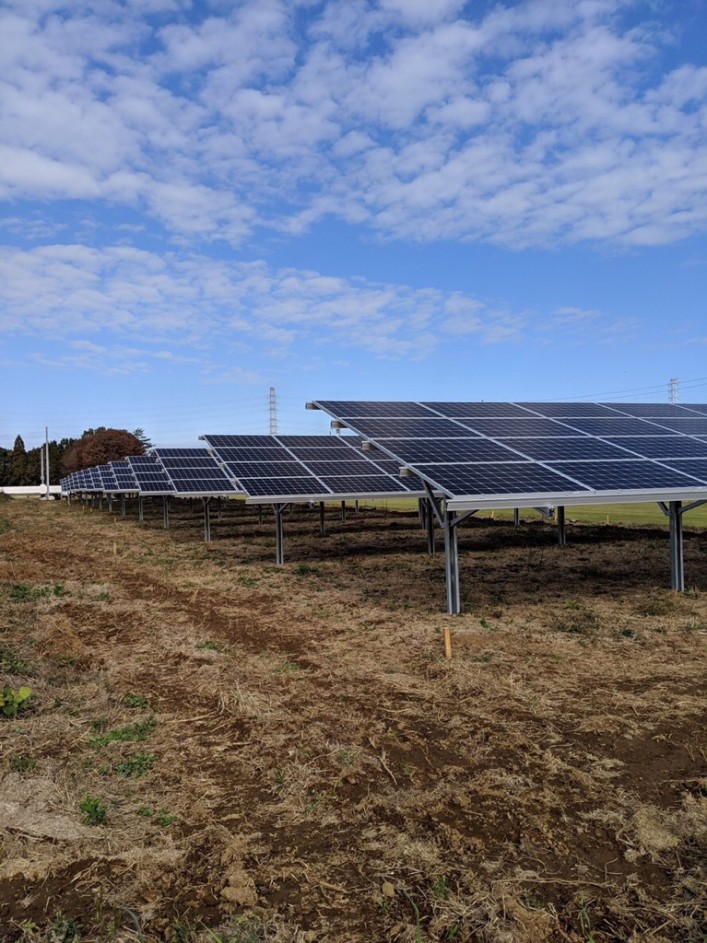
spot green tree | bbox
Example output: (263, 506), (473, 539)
(0, 447), (9, 486)
(132, 428), (153, 449)
(9, 436), (33, 486)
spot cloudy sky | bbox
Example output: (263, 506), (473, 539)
(1, 0), (706, 448)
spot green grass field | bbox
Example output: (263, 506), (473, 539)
(359, 497), (707, 528)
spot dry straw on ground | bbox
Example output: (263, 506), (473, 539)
(0, 496), (705, 942)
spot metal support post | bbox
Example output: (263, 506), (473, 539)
(557, 506), (566, 546)
(443, 509), (461, 615)
(341, 500), (346, 523)
(138, 496), (144, 523)
(258, 505), (263, 525)
(319, 502), (326, 537)
(121, 495), (126, 517)
(203, 497), (212, 542)
(669, 501), (684, 592)
(534, 506), (554, 520)
(513, 508), (521, 529)
(426, 497), (436, 555)
(275, 504), (285, 565)
(163, 496), (170, 530)
(355, 499), (359, 514)
(217, 497), (223, 521)
(108, 495), (113, 513)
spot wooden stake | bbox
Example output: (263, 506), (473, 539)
(443, 626), (452, 660)
(113, 541), (117, 556)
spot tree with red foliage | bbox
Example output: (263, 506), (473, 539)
(62, 428), (145, 474)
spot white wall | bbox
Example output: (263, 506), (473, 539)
(1, 486), (62, 495)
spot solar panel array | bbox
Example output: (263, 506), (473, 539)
(126, 455), (176, 495)
(60, 402), (707, 509)
(112, 461), (138, 491)
(202, 434), (425, 501)
(152, 448), (239, 496)
(61, 459), (138, 495)
(312, 401), (707, 507)
(60, 436), (425, 503)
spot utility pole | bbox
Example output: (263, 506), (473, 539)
(40, 444), (45, 491)
(269, 386), (278, 435)
(669, 377), (679, 404)
(45, 426), (50, 496)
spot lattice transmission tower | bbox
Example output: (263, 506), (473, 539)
(269, 386), (278, 435)
(668, 377), (679, 404)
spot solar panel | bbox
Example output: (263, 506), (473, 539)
(604, 436), (707, 459)
(610, 403), (698, 417)
(424, 402), (533, 417)
(153, 448), (213, 458)
(237, 477), (329, 498)
(202, 433), (427, 503)
(283, 446), (364, 461)
(96, 465), (119, 491)
(111, 462), (138, 490)
(211, 447), (290, 463)
(162, 457), (226, 469)
(225, 461), (309, 478)
(312, 400), (707, 507)
(340, 418), (480, 439)
(126, 456), (175, 494)
(559, 417), (672, 436)
(275, 435), (363, 447)
(316, 475), (409, 493)
(204, 435), (283, 449)
(303, 460), (386, 475)
(458, 417), (594, 437)
(520, 402), (624, 417)
(135, 472), (175, 488)
(85, 468), (103, 490)
(412, 462), (589, 496)
(381, 438), (525, 463)
(316, 401), (434, 418)
(166, 477), (237, 494)
(657, 460), (707, 482)
(551, 460), (703, 491)
(643, 418), (707, 435)
(153, 448), (239, 495)
(374, 459), (409, 474)
(680, 404), (707, 416)
(500, 437), (631, 461)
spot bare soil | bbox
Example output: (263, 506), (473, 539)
(0, 497), (705, 943)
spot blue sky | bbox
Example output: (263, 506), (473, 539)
(1, 0), (706, 449)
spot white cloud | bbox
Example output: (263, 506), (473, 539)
(377, 0), (467, 28)
(31, 342), (151, 375)
(0, 0), (705, 248)
(0, 244), (634, 370)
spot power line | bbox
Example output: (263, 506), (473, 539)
(565, 375), (707, 402)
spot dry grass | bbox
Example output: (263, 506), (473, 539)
(0, 498), (705, 942)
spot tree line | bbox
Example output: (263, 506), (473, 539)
(0, 428), (151, 487)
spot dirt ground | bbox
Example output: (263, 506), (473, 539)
(0, 496), (705, 943)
